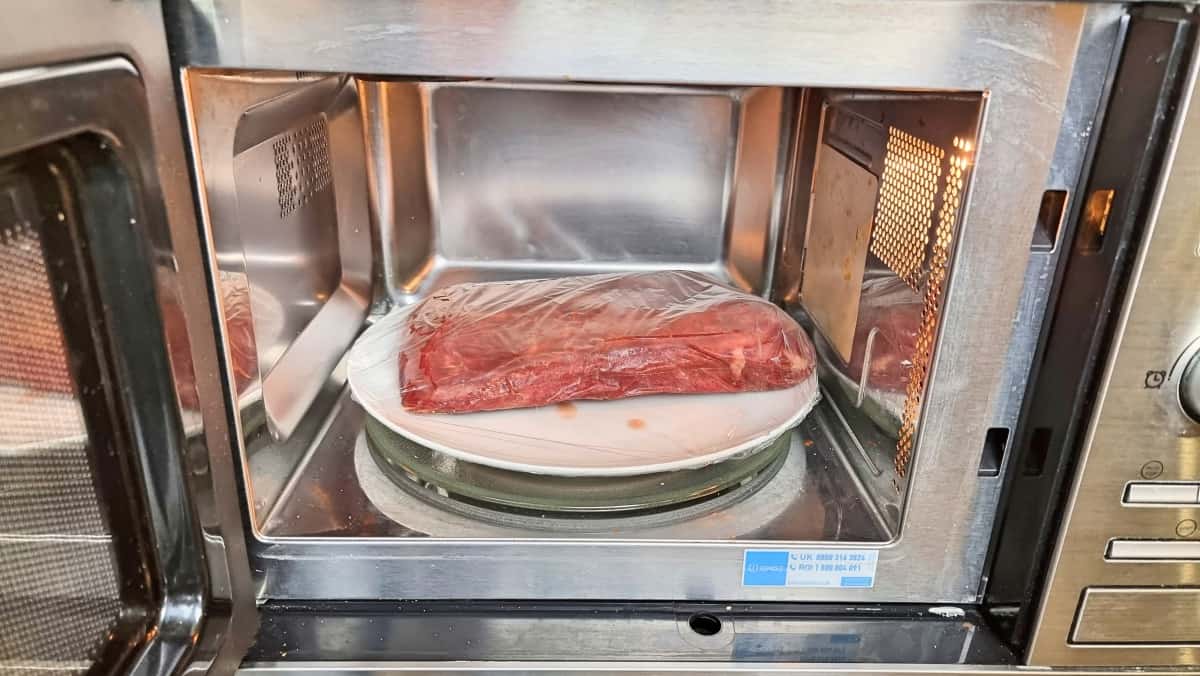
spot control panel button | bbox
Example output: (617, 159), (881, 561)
(1073, 588), (1200, 644)
(1124, 482), (1200, 504)
(1106, 540), (1200, 560)
(1180, 348), (1200, 423)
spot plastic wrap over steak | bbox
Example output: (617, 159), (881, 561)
(844, 276), (922, 394)
(399, 271), (817, 413)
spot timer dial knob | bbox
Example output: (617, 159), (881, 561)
(1181, 349), (1200, 424)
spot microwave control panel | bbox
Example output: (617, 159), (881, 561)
(1027, 44), (1200, 668)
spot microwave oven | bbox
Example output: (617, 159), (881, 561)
(3, 1), (1200, 673)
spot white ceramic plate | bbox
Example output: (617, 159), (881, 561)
(347, 303), (820, 477)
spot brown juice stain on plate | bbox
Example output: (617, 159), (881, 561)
(555, 402), (577, 419)
(627, 418), (646, 430)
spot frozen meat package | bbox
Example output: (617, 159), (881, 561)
(385, 271), (818, 414)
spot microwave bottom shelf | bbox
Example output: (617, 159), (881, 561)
(251, 387), (893, 543)
(243, 600), (1016, 665)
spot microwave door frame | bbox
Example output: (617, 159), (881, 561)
(0, 3), (257, 675)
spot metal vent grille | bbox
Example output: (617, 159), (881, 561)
(273, 116), (332, 218)
(0, 174), (121, 672)
(893, 139), (972, 481)
(870, 129), (945, 290)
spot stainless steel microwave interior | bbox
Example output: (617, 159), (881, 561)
(188, 68), (1005, 598)
(6, 0), (1200, 673)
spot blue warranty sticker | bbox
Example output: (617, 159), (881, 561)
(743, 549), (878, 588)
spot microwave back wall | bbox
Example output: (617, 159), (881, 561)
(5, 0), (1200, 672)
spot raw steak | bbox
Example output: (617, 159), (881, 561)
(399, 271), (816, 413)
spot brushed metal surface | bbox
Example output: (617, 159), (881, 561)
(184, 71), (373, 523)
(431, 83), (730, 264)
(1073, 588), (1200, 644)
(225, 74), (372, 443)
(169, 0), (1102, 605)
(980, 4), (1127, 608)
(1027, 29), (1200, 668)
(358, 80), (433, 298)
(729, 87), (790, 293)
(0, 3), (257, 673)
(360, 80), (787, 300)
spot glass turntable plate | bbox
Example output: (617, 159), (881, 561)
(363, 416), (791, 514)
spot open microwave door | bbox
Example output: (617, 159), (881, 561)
(0, 4), (255, 675)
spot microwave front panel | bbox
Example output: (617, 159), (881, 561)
(0, 2), (256, 674)
(1029, 14), (1200, 669)
(171, 0), (1116, 605)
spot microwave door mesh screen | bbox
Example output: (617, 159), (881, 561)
(0, 168), (121, 671)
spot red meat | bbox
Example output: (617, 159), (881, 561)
(399, 271), (816, 413)
(162, 272), (258, 408)
(845, 277), (922, 393)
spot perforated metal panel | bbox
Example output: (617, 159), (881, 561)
(273, 116), (333, 219)
(870, 129), (945, 290)
(856, 126), (972, 483)
(0, 168), (122, 673)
